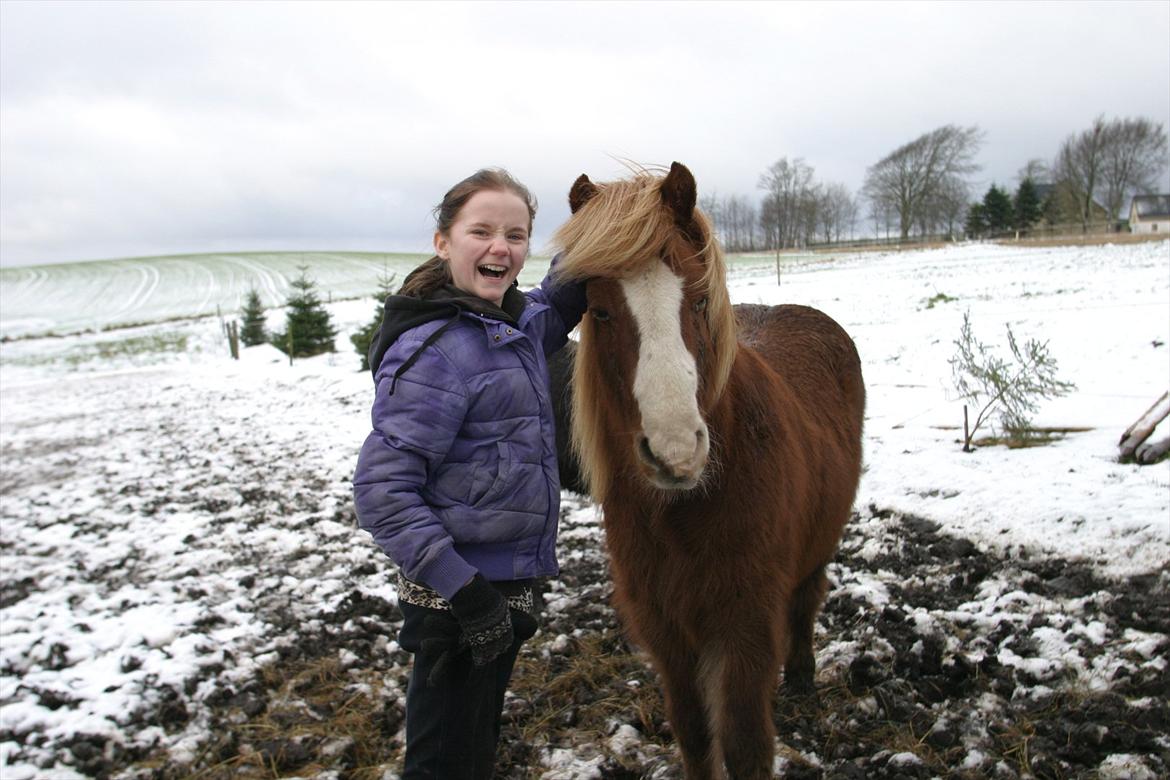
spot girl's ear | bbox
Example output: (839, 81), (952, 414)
(433, 231), (449, 260)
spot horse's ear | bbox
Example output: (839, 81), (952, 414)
(569, 174), (599, 214)
(660, 162), (697, 226)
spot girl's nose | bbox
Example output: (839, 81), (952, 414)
(489, 236), (509, 254)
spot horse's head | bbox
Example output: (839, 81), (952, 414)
(554, 163), (735, 500)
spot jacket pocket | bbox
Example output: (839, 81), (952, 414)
(469, 441), (512, 506)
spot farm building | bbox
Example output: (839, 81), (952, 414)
(1129, 194), (1170, 234)
(1034, 182), (1112, 229)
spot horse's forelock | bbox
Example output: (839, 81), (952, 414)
(554, 172), (737, 398)
(553, 176), (677, 281)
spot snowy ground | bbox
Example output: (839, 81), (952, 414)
(0, 240), (1167, 778)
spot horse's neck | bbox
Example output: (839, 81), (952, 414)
(706, 346), (788, 462)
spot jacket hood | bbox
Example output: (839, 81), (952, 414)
(367, 283), (526, 381)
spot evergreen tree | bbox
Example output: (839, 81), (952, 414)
(271, 267), (338, 358)
(982, 184), (1014, 234)
(1013, 177), (1043, 232)
(964, 202), (988, 238)
(239, 288), (268, 347)
(351, 269), (398, 372)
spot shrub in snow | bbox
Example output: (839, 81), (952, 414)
(950, 310), (1075, 451)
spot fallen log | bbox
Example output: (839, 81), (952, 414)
(1136, 436), (1170, 465)
(1119, 391), (1170, 461)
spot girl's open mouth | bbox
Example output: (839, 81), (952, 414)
(479, 264), (508, 280)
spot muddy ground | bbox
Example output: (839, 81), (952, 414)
(94, 501), (1168, 780)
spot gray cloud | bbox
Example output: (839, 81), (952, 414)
(2, 0), (1168, 266)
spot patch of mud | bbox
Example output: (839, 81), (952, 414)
(108, 504), (1167, 780)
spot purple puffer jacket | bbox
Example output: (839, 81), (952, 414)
(353, 265), (586, 600)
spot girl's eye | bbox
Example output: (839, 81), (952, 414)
(591, 307), (611, 322)
(471, 229), (489, 237)
(508, 234), (526, 242)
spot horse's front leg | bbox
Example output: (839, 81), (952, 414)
(709, 632), (781, 779)
(652, 638), (721, 780)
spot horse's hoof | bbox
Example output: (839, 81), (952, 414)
(781, 678), (820, 704)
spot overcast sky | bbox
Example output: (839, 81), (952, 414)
(1, 0), (1168, 267)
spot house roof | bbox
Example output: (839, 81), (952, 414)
(1033, 182), (1108, 215)
(1131, 194), (1170, 220)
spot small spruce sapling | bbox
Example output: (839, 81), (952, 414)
(270, 267), (339, 358)
(949, 311), (1075, 451)
(351, 269), (398, 372)
(239, 288), (268, 347)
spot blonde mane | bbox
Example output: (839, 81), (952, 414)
(551, 170), (738, 501)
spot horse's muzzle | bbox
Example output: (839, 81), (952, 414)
(636, 427), (709, 490)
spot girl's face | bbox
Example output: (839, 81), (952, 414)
(435, 189), (530, 306)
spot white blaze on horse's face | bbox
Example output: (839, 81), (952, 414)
(620, 260), (710, 490)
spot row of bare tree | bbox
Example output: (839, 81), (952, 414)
(862, 124), (983, 240)
(863, 117), (1167, 239)
(702, 160), (859, 252)
(702, 116), (1167, 249)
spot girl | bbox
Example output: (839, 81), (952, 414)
(353, 168), (586, 778)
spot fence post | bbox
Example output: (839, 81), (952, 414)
(228, 321), (239, 360)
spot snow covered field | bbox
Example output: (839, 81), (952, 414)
(1, 240), (1167, 778)
(1, 251), (438, 340)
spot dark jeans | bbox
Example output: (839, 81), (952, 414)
(397, 601), (536, 780)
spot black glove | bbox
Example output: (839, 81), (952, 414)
(419, 612), (465, 688)
(449, 575), (514, 668)
(511, 608), (539, 642)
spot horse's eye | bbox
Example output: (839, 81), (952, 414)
(591, 307), (611, 322)
(693, 297), (708, 314)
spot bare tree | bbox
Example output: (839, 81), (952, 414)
(1052, 115), (1111, 231)
(758, 157), (817, 249)
(869, 196), (895, 240)
(699, 191), (725, 245)
(1016, 158), (1049, 185)
(931, 177), (971, 240)
(725, 195), (759, 252)
(816, 185), (836, 244)
(862, 125), (984, 239)
(759, 193), (781, 252)
(1100, 117), (1169, 223)
(840, 189), (859, 241)
(798, 182), (821, 247)
(816, 182), (857, 243)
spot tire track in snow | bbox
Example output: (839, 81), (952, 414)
(2, 266), (49, 303)
(96, 262), (161, 329)
(109, 259), (160, 327)
(182, 257), (219, 318)
(222, 255), (286, 307)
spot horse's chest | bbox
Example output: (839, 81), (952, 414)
(603, 505), (727, 592)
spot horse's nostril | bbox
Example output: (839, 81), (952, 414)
(638, 436), (657, 465)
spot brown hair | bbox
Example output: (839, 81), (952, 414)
(398, 168), (537, 298)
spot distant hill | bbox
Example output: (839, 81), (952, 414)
(0, 251), (538, 339)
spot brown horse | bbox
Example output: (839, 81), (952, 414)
(552, 163), (865, 779)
